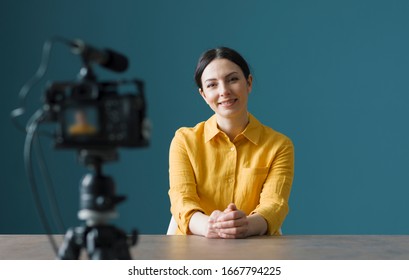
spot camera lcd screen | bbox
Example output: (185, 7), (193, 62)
(66, 107), (98, 137)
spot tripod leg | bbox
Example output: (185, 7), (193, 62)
(58, 227), (83, 260)
(86, 228), (116, 260)
(116, 229), (138, 259)
(112, 228), (138, 259)
(85, 226), (135, 259)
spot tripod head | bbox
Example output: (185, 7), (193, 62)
(77, 149), (125, 226)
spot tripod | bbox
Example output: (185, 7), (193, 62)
(58, 149), (137, 259)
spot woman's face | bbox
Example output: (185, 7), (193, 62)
(199, 58), (252, 120)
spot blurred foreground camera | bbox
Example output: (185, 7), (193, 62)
(13, 37), (150, 260)
(44, 79), (149, 149)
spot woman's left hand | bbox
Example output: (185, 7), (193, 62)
(213, 203), (249, 238)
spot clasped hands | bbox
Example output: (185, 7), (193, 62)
(205, 203), (249, 239)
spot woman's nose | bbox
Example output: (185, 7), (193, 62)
(218, 82), (230, 96)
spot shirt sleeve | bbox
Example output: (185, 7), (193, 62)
(168, 130), (205, 234)
(251, 138), (294, 235)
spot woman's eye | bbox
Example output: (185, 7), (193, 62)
(207, 83), (216, 88)
(229, 77), (239, 82)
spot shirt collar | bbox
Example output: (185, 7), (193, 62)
(241, 113), (262, 145)
(204, 114), (220, 143)
(204, 113), (262, 145)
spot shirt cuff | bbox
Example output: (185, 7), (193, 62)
(251, 202), (289, 235)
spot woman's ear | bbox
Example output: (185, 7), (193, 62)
(199, 88), (209, 104)
(247, 74), (253, 93)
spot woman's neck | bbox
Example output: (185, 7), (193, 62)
(216, 112), (249, 142)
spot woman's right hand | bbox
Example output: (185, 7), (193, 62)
(205, 210), (224, 238)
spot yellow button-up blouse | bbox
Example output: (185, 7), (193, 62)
(168, 113), (294, 235)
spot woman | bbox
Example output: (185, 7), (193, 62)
(168, 47), (294, 238)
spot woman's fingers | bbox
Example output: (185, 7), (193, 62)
(214, 217), (248, 229)
(219, 231), (247, 239)
(209, 210), (222, 221)
(217, 224), (249, 238)
(217, 210), (246, 222)
(215, 206), (249, 238)
(224, 203), (237, 213)
(207, 206), (250, 239)
(205, 210), (224, 238)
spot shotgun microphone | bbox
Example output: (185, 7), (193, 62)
(70, 39), (129, 72)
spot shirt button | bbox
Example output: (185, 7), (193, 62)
(230, 147), (235, 151)
(228, 178), (234, 183)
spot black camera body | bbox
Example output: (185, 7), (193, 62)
(44, 79), (149, 150)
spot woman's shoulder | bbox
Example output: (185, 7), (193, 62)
(252, 116), (293, 147)
(173, 120), (207, 139)
(174, 114), (216, 137)
(262, 124), (292, 143)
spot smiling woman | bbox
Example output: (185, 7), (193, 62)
(168, 47), (295, 238)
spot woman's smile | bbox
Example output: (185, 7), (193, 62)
(218, 98), (238, 107)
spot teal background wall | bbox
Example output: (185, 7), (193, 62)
(1, 0), (409, 234)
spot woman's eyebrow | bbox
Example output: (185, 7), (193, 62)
(225, 71), (238, 78)
(204, 71), (239, 83)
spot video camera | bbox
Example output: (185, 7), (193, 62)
(41, 38), (149, 150)
(44, 79), (149, 150)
